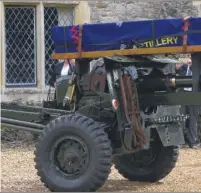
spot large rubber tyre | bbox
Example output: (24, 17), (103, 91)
(34, 113), (112, 192)
(113, 139), (179, 183)
(198, 115), (201, 143)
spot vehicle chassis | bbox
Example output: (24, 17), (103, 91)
(1, 51), (201, 192)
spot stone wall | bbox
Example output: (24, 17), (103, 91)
(89, 0), (198, 23)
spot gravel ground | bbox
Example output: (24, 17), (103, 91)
(1, 144), (201, 192)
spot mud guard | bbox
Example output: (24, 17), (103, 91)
(142, 124), (185, 149)
(156, 124), (185, 146)
(141, 105), (186, 148)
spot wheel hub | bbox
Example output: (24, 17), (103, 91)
(132, 147), (157, 167)
(65, 151), (78, 164)
(52, 136), (89, 177)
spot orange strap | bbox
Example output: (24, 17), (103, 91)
(77, 24), (83, 58)
(182, 16), (190, 53)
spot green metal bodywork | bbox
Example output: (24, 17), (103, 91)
(1, 53), (201, 153)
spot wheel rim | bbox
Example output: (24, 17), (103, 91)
(131, 148), (158, 167)
(51, 135), (90, 177)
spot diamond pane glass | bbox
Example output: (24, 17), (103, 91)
(44, 7), (74, 85)
(5, 7), (36, 86)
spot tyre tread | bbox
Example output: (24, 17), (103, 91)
(114, 145), (179, 183)
(34, 113), (112, 192)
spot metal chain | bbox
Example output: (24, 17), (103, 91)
(132, 79), (140, 111)
(131, 78), (146, 147)
(122, 75), (146, 148)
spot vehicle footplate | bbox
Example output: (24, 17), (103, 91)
(156, 124), (185, 146)
(123, 127), (133, 150)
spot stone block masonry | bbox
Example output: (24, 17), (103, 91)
(89, 0), (198, 23)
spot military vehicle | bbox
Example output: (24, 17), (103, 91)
(1, 17), (201, 192)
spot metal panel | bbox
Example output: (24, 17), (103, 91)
(44, 7), (74, 85)
(4, 6), (37, 87)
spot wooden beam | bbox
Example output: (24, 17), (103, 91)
(52, 46), (201, 60)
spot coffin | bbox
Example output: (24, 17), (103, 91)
(51, 17), (201, 59)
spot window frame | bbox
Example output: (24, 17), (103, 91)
(4, 5), (37, 87)
(0, 1), (89, 93)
